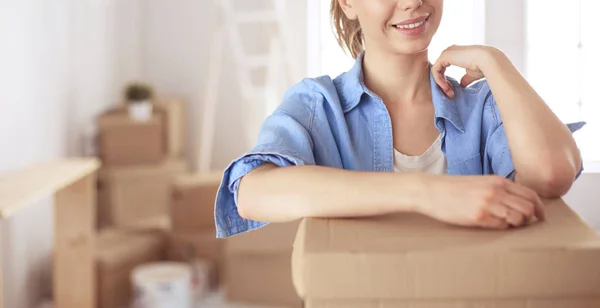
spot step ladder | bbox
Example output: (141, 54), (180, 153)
(198, 0), (303, 173)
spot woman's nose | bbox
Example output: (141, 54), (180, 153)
(397, 0), (423, 11)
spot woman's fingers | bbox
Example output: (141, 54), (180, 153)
(502, 193), (535, 222)
(505, 208), (526, 227)
(479, 214), (510, 229)
(431, 60), (454, 98)
(486, 202), (526, 227)
(505, 181), (545, 221)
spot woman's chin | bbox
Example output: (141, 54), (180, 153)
(389, 41), (432, 56)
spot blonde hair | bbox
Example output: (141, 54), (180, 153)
(331, 0), (364, 59)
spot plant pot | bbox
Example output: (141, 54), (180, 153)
(128, 101), (153, 121)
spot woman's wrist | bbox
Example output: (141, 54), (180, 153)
(388, 172), (438, 214)
(478, 46), (509, 76)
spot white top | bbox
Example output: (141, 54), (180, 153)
(393, 134), (448, 174)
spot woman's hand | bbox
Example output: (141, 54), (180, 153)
(418, 175), (545, 229)
(431, 45), (500, 98)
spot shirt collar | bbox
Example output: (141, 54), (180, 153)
(336, 50), (465, 133)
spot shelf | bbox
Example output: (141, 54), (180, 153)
(0, 158), (100, 219)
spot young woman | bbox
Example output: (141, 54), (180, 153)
(214, 0), (585, 238)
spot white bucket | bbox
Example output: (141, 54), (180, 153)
(132, 262), (193, 308)
(189, 259), (216, 300)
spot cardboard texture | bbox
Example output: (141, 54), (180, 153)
(96, 228), (166, 308)
(154, 97), (185, 159)
(226, 252), (303, 308)
(118, 215), (171, 232)
(98, 111), (166, 166)
(292, 199), (600, 306)
(225, 221), (302, 307)
(97, 159), (187, 227)
(305, 299), (600, 308)
(171, 172), (223, 230)
(167, 230), (224, 286)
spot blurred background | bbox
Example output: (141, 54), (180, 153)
(1, 0), (599, 307)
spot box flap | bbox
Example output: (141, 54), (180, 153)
(226, 221), (301, 254)
(292, 199), (600, 300)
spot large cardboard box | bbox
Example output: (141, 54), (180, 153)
(167, 230), (224, 286)
(292, 199), (600, 307)
(98, 110), (167, 166)
(96, 228), (166, 308)
(170, 172), (223, 231)
(98, 159), (187, 227)
(225, 221), (303, 308)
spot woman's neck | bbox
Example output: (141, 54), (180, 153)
(362, 49), (432, 106)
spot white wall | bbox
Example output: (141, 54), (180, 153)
(0, 1), (307, 306)
(0, 0), (132, 306)
(139, 0), (307, 171)
(565, 173), (600, 230)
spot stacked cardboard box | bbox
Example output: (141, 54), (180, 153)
(292, 199), (600, 307)
(96, 228), (167, 308)
(225, 221), (303, 308)
(167, 172), (224, 287)
(96, 98), (188, 228)
(97, 159), (186, 227)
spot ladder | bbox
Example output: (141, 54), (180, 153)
(198, 0), (302, 173)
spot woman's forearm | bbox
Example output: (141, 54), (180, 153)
(236, 164), (427, 222)
(481, 48), (581, 197)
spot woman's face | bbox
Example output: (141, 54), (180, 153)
(340, 0), (443, 55)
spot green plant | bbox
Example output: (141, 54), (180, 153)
(124, 82), (154, 103)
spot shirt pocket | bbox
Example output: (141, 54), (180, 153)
(448, 153), (483, 175)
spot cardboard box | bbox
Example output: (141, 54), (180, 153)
(154, 97), (185, 159)
(304, 299), (600, 308)
(96, 228), (166, 308)
(117, 215), (171, 232)
(98, 159), (187, 227)
(98, 110), (166, 166)
(292, 199), (600, 307)
(170, 172), (223, 231)
(167, 230), (224, 286)
(225, 221), (302, 308)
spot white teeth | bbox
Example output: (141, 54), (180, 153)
(395, 20), (425, 29)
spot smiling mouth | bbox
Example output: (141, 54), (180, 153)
(392, 15), (430, 29)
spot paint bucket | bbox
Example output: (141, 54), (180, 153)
(132, 262), (192, 308)
(189, 258), (217, 300)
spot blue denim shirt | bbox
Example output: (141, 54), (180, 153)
(214, 51), (585, 238)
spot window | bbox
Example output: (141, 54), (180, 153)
(317, 0), (482, 80)
(526, 0), (600, 162)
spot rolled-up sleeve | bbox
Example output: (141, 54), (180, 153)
(486, 124), (517, 179)
(484, 95), (587, 181)
(214, 91), (316, 238)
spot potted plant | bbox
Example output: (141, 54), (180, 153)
(124, 82), (155, 121)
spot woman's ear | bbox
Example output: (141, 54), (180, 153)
(337, 0), (358, 20)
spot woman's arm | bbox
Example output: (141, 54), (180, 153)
(432, 45), (581, 198)
(237, 164), (545, 229)
(236, 163), (426, 222)
(479, 48), (581, 197)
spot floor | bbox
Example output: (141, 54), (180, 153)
(201, 291), (289, 308)
(37, 291), (288, 308)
